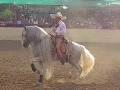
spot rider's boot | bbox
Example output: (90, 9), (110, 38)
(57, 49), (65, 65)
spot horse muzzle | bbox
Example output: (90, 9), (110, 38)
(23, 40), (30, 48)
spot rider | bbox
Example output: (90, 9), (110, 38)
(50, 12), (67, 65)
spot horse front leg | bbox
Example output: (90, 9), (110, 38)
(37, 61), (44, 83)
(31, 63), (37, 72)
(31, 57), (44, 83)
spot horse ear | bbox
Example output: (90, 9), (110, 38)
(24, 26), (27, 30)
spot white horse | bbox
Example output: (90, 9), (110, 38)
(22, 26), (95, 83)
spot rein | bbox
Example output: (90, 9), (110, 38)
(36, 30), (54, 61)
(39, 30), (53, 42)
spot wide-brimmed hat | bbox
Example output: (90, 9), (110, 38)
(50, 12), (67, 20)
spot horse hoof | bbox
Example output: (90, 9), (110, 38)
(60, 60), (65, 65)
(31, 63), (37, 72)
(38, 75), (43, 83)
(36, 82), (42, 85)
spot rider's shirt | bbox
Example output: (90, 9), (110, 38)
(53, 20), (66, 36)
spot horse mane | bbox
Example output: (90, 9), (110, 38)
(25, 26), (48, 41)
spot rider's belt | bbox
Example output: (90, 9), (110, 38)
(56, 35), (64, 39)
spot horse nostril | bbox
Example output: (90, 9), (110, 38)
(23, 40), (30, 48)
(23, 43), (27, 48)
(23, 41), (28, 48)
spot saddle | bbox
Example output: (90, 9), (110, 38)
(50, 34), (74, 62)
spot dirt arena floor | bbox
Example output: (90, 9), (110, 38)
(0, 40), (120, 90)
(0, 28), (120, 90)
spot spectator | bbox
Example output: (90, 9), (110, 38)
(17, 19), (21, 27)
(33, 20), (38, 25)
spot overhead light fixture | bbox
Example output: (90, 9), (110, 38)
(60, 5), (68, 9)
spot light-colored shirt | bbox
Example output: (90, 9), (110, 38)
(52, 20), (66, 35)
(34, 20), (38, 25)
(17, 20), (21, 25)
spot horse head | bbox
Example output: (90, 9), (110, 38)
(22, 26), (48, 48)
(22, 26), (31, 48)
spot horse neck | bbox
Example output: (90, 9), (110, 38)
(29, 41), (42, 58)
(30, 36), (52, 58)
(50, 36), (56, 44)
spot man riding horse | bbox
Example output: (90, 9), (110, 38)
(50, 12), (67, 65)
(22, 25), (95, 83)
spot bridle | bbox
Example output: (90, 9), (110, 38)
(38, 30), (53, 42)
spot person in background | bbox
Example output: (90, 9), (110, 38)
(34, 19), (38, 26)
(17, 19), (21, 27)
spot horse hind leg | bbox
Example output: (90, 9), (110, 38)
(70, 62), (82, 83)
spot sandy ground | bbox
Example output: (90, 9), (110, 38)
(0, 28), (120, 90)
(0, 41), (120, 90)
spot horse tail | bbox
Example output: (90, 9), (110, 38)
(80, 45), (95, 78)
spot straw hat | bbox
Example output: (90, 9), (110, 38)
(50, 12), (67, 20)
